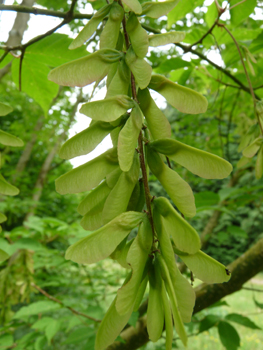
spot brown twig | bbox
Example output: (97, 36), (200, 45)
(31, 283), (101, 323)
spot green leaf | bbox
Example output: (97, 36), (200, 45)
(195, 191), (220, 208)
(179, 250), (231, 284)
(168, 0), (203, 27)
(142, 0), (180, 19)
(64, 327), (94, 344)
(149, 74), (208, 114)
(59, 121), (114, 159)
(95, 297), (133, 350)
(118, 104), (143, 172)
(45, 319), (61, 345)
(153, 211), (195, 323)
(242, 137), (263, 158)
(78, 181), (112, 216)
(154, 197), (200, 254)
(151, 138), (233, 179)
(149, 32), (185, 47)
(256, 145), (263, 179)
(0, 129), (24, 147)
(106, 167), (123, 188)
(0, 174), (19, 196)
(138, 88), (171, 140)
(156, 254), (188, 346)
(116, 218), (152, 314)
(48, 49), (123, 87)
(147, 263), (165, 342)
(133, 275), (148, 312)
(103, 155), (140, 224)
(128, 311), (139, 328)
(122, 0), (142, 14)
(230, 0), (257, 25)
(106, 59), (131, 98)
(0, 212), (7, 223)
(0, 334), (13, 349)
(125, 47), (152, 89)
(13, 301), (61, 319)
(69, 5), (111, 50)
(147, 147), (196, 218)
(0, 102), (13, 116)
(205, 2), (218, 27)
(225, 313), (261, 330)
(218, 321), (240, 350)
(100, 3), (124, 50)
(0, 248), (9, 262)
(34, 335), (46, 350)
(55, 148), (119, 194)
(80, 95), (134, 122)
(65, 211), (145, 264)
(126, 13), (149, 58)
(161, 281), (173, 350)
(111, 238), (134, 269)
(80, 201), (104, 231)
(254, 297), (263, 309)
(199, 315), (221, 333)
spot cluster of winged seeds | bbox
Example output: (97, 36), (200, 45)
(48, 0), (233, 348)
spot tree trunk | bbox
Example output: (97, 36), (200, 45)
(107, 237), (263, 350)
(24, 91), (83, 222)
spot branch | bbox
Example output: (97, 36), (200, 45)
(107, 237), (263, 350)
(31, 283), (101, 323)
(0, 4), (92, 20)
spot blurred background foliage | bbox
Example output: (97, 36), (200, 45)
(0, 0), (263, 349)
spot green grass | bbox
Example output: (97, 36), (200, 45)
(145, 273), (263, 350)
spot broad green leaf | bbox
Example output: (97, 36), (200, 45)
(32, 317), (54, 331)
(256, 145), (263, 179)
(48, 49), (123, 87)
(116, 219), (152, 314)
(106, 167), (122, 188)
(126, 13), (149, 58)
(147, 147), (196, 217)
(106, 59), (130, 98)
(127, 181), (145, 213)
(142, 0), (180, 19)
(161, 282), (173, 350)
(13, 301), (61, 319)
(149, 32), (185, 47)
(195, 191), (220, 208)
(118, 104), (143, 172)
(59, 121), (114, 159)
(113, 238), (134, 269)
(153, 210), (195, 323)
(230, 0), (257, 26)
(78, 181), (112, 215)
(0, 102), (13, 116)
(34, 336), (46, 350)
(45, 319), (60, 345)
(225, 313), (261, 330)
(199, 315), (221, 333)
(100, 3), (124, 50)
(55, 148), (119, 194)
(0, 212), (7, 223)
(65, 211), (145, 264)
(0, 174), (19, 196)
(168, 0), (203, 27)
(80, 95), (134, 122)
(128, 311), (139, 328)
(147, 263), (164, 342)
(205, 2), (218, 27)
(122, 0), (142, 14)
(156, 254), (188, 346)
(243, 137), (263, 158)
(69, 5), (111, 50)
(0, 130), (24, 147)
(0, 334), (13, 349)
(151, 138), (233, 179)
(133, 275), (148, 311)
(80, 201), (104, 231)
(0, 248), (9, 262)
(64, 327), (95, 344)
(138, 88), (171, 140)
(218, 321), (240, 350)
(103, 155), (140, 224)
(154, 197), (200, 254)
(179, 250), (231, 284)
(95, 297), (133, 350)
(149, 75), (208, 114)
(125, 47), (152, 89)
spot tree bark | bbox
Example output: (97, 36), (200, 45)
(107, 236), (263, 350)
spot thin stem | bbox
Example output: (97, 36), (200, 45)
(186, 18), (219, 51)
(19, 49), (25, 91)
(32, 283), (101, 322)
(120, 0), (155, 241)
(0, 4), (92, 20)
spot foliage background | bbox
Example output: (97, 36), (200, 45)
(0, 0), (263, 349)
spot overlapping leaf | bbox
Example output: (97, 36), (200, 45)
(126, 13), (149, 58)
(149, 32), (185, 47)
(100, 3), (124, 50)
(0, 130), (24, 147)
